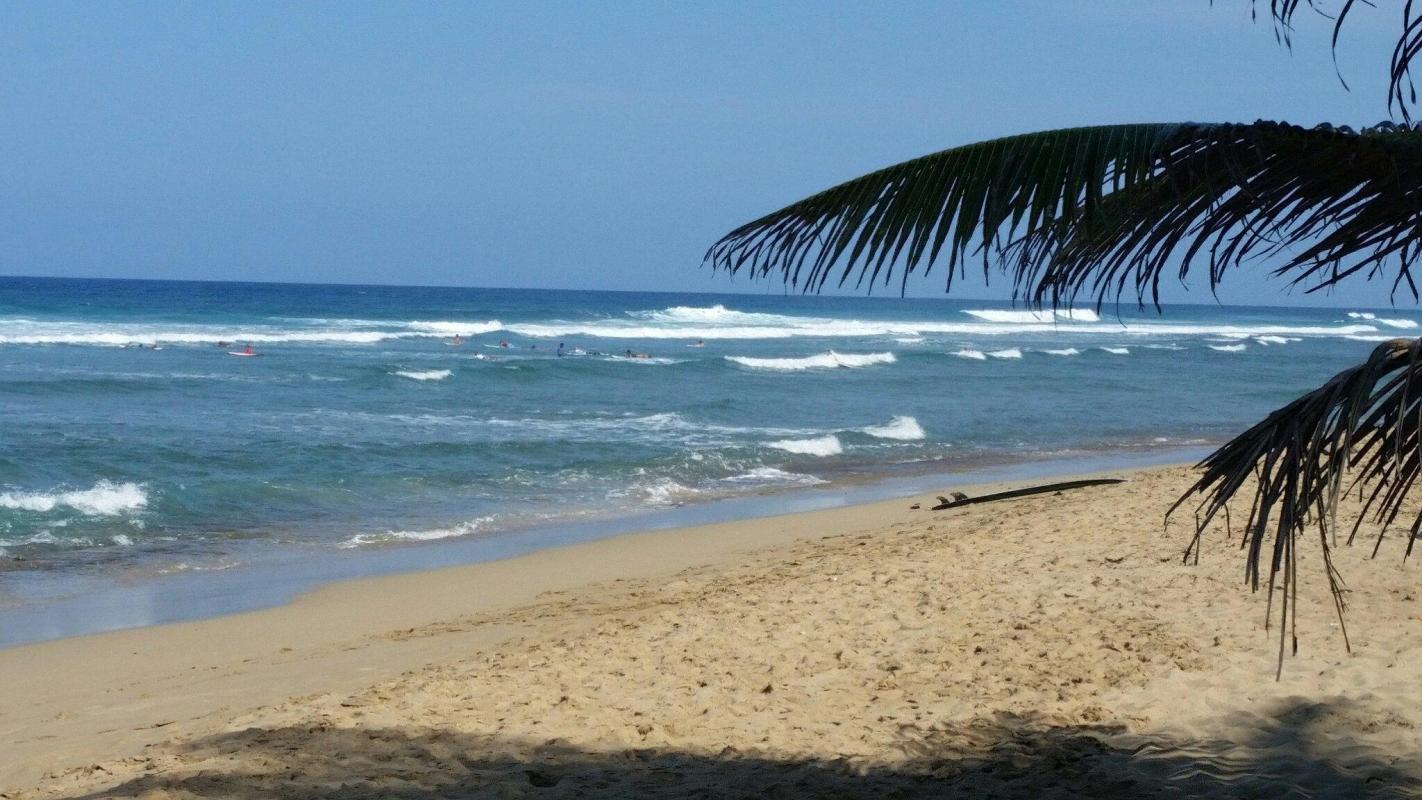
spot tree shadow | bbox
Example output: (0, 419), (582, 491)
(58, 698), (1421, 799)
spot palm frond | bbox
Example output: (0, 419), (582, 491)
(1246, 0), (1422, 122)
(705, 121), (1422, 308)
(1169, 337), (1422, 674)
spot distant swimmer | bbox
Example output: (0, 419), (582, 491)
(499, 340), (509, 348)
(557, 342), (565, 357)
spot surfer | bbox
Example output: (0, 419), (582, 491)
(499, 339), (509, 348)
(690, 339), (705, 348)
(557, 342), (565, 357)
(450, 334), (463, 346)
(243, 344), (254, 356)
(624, 349), (650, 359)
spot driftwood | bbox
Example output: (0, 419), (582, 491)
(930, 478), (1125, 510)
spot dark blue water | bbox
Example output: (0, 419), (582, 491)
(0, 276), (1407, 622)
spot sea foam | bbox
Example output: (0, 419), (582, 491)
(987, 348), (1023, 359)
(767, 435), (843, 456)
(341, 516), (496, 548)
(394, 369), (452, 381)
(1209, 344), (1246, 352)
(962, 308), (1101, 324)
(726, 351), (896, 370)
(861, 416), (926, 441)
(0, 481), (147, 516)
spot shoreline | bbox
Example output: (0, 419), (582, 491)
(0, 457), (1182, 790)
(0, 444), (1209, 648)
(5, 458), (1419, 797)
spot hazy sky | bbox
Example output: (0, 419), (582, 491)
(0, 1), (1409, 306)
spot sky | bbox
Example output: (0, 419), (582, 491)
(0, 1), (1409, 307)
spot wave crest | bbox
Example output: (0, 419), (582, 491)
(862, 416), (926, 441)
(726, 351), (895, 371)
(0, 481), (148, 516)
(767, 435), (843, 456)
(963, 309), (1100, 324)
(394, 369), (452, 381)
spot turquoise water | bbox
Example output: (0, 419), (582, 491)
(0, 277), (1409, 628)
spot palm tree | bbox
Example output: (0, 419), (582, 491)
(704, 2), (1422, 668)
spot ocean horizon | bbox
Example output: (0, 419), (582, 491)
(1, 275), (1412, 642)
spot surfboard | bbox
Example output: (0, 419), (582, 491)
(227, 352), (260, 357)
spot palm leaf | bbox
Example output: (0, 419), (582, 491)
(1247, 0), (1422, 122)
(1170, 337), (1422, 675)
(706, 121), (1422, 308)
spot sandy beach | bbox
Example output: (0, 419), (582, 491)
(3, 463), (1420, 798)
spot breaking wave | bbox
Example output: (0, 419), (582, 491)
(767, 435), (843, 456)
(726, 351), (896, 371)
(1042, 348), (1080, 356)
(341, 516), (497, 548)
(962, 309), (1101, 324)
(861, 416), (926, 441)
(1209, 344), (1247, 353)
(987, 348), (1023, 360)
(1100, 347), (1130, 355)
(0, 481), (148, 516)
(394, 369), (452, 381)
(953, 349), (988, 360)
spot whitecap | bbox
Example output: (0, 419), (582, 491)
(1348, 312), (1378, 320)
(718, 467), (827, 487)
(1042, 348), (1080, 356)
(962, 308), (1100, 324)
(1209, 344), (1247, 352)
(1377, 318), (1418, 329)
(861, 416), (926, 441)
(987, 348), (1023, 359)
(1099, 347), (1130, 355)
(767, 435), (843, 456)
(726, 351), (895, 371)
(394, 369), (452, 381)
(0, 481), (147, 516)
(341, 516), (495, 548)
(952, 348), (988, 361)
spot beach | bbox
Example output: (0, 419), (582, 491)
(4, 463), (1420, 798)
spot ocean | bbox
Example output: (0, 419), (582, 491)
(0, 276), (1409, 643)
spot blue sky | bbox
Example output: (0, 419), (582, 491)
(0, 1), (1408, 306)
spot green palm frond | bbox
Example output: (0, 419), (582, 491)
(1170, 336), (1422, 674)
(705, 121), (1422, 308)
(1248, 0), (1422, 122)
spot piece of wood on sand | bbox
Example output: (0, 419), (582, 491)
(931, 478), (1125, 510)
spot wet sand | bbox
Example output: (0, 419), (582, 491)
(3, 465), (1420, 798)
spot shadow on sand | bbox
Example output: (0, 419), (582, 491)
(57, 698), (1421, 799)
